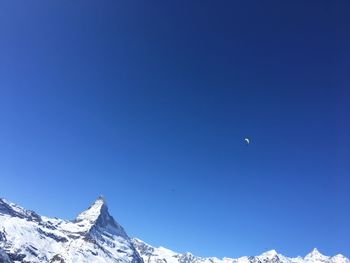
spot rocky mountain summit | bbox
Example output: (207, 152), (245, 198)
(0, 197), (142, 263)
(0, 197), (348, 263)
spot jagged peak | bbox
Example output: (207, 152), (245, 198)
(0, 198), (41, 222)
(264, 249), (278, 255)
(0, 196), (143, 263)
(310, 248), (323, 256)
(259, 249), (279, 258)
(76, 197), (108, 223)
(75, 197), (129, 238)
(98, 194), (106, 202)
(0, 198), (20, 210)
(132, 238), (350, 263)
(305, 248), (329, 260)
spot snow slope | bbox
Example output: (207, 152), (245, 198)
(0, 197), (143, 263)
(132, 239), (349, 263)
(0, 197), (348, 263)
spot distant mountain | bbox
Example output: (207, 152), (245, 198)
(132, 239), (349, 263)
(0, 198), (348, 263)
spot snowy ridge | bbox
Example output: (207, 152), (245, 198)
(0, 197), (142, 263)
(0, 197), (348, 263)
(131, 238), (349, 263)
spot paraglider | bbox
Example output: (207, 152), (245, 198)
(244, 138), (250, 145)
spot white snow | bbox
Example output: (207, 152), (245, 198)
(0, 198), (141, 263)
(132, 238), (349, 263)
(1, 197), (349, 263)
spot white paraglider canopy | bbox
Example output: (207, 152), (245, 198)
(244, 138), (250, 144)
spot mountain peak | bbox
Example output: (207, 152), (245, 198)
(305, 248), (329, 261)
(75, 197), (129, 238)
(260, 249), (279, 259)
(76, 197), (107, 223)
(309, 248), (323, 256)
(0, 197), (143, 263)
(97, 195), (106, 203)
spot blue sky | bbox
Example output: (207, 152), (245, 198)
(0, 0), (349, 258)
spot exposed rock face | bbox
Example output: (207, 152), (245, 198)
(0, 247), (12, 263)
(1, 197), (348, 263)
(0, 197), (143, 263)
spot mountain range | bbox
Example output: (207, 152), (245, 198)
(0, 197), (348, 263)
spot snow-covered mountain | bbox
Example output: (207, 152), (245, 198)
(131, 238), (349, 263)
(0, 197), (143, 263)
(0, 198), (348, 263)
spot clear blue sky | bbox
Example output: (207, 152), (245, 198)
(0, 0), (349, 259)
